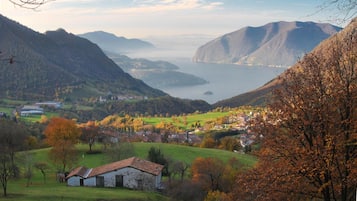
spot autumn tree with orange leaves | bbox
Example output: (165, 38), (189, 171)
(191, 157), (226, 192)
(44, 117), (81, 172)
(233, 20), (357, 201)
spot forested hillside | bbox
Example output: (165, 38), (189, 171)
(0, 15), (165, 101)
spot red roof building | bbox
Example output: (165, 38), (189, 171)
(66, 157), (163, 191)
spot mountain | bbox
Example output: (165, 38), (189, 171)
(0, 14), (165, 101)
(106, 53), (208, 88)
(78, 31), (155, 54)
(213, 18), (356, 108)
(193, 21), (341, 67)
(80, 32), (208, 89)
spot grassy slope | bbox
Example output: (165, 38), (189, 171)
(143, 111), (230, 130)
(1, 143), (256, 201)
(132, 142), (256, 166)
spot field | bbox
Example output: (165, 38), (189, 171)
(142, 111), (231, 130)
(132, 142), (256, 165)
(3, 182), (166, 201)
(0, 143), (256, 201)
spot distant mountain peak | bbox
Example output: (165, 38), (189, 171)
(213, 18), (356, 107)
(83, 31), (122, 40)
(78, 31), (155, 54)
(193, 21), (342, 67)
(0, 15), (165, 101)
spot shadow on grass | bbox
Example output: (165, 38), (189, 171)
(0, 193), (25, 199)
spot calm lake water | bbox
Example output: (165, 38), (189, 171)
(160, 59), (286, 104)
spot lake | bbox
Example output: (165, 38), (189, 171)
(126, 37), (287, 105)
(159, 59), (286, 104)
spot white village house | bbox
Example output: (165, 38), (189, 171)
(20, 105), (44, 116)
(66, 157), (164, 191)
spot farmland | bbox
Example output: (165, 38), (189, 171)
(0, 143), (256, 201)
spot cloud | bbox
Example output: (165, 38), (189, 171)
(107, 0), (223, 14)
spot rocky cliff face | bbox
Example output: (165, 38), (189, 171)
(193, 21), (341, 67)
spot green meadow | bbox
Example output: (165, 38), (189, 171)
(1, 143), (256, 201)
(142, 111), (231, 129)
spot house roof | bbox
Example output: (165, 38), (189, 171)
(67, 157), (164, 179)
(88, 157), (163, 177)
(66, 166), (91, 178)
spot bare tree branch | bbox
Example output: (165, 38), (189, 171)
(317, 0), (357, 24)
(8, 0), (54, 10)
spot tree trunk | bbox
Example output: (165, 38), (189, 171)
(323, 188), (331, 201)
(41, 171), (46, 184)
(3, 186), (6, 197)
(1, 178), (6, 197)
(89, 143), (92, 152)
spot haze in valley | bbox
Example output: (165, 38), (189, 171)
(0, 0), (349, 103)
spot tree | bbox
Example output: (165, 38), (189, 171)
(44, 117), (81, 172)
(8, 0), (54, 9)
(200, 136), (216, 148)
(132, 118), (144, 132)
(20, 152), (34, 187)
(34, 162), (49, 184)
(80, 121), (99, 152)
(0, 151), (11, 197)
(191, 157), (225, 192)
(39, 115), (48, 124)
(147, 147), (168, 175)
(318, 0), (356, 23)
(171, 160), (190, 181)
(234, 23), (357, 201)
(165, 179), (205, 201)
(205, 190), (231, 201)
(218, 136), (240, 151)
(0, 119), (27, 197)
(106, 142), (135, 162)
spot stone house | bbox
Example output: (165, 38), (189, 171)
(66, 157), (163, 191)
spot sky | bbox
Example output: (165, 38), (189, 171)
(1, 0), (340, 39)
(0, 0), (346, 59)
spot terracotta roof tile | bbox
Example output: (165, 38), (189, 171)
(66, 166), (89, 178)
(87, 157), (163, 177)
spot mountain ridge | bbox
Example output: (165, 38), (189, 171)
(80, 31), (209, 89)
(213, 18), (356, 107)
(193, 21), (342, 67)
(78, 31), (155, 54)
(0, 14), (165, 101)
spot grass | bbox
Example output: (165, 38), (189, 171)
(3, 149), (167, 201)
(0, 99), (28, 106)
(3, 181), (168, 201)
(31, 143), (256, 170)
(143, 111), (231, 130)
(20, 112), (58, 123)
(74, 143), (256, 168)
(0, 142), (256, 200)
(0, 107), (14, 115)
(132, 142), (256, 166)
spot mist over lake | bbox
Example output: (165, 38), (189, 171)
(160, 59), (286, 104)
(126, 37), (286, 105)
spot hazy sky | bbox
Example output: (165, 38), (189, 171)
(1, 0), (339, 39)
